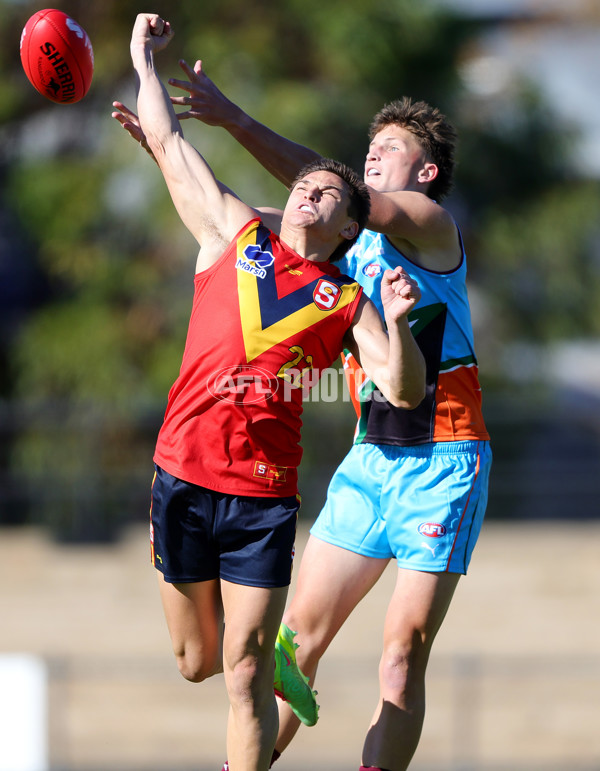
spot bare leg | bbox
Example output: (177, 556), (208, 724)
(276, 536), (390, 753)
(157, 572), (224, 681)
(221, 580), (288, 771)
(362, 568), (460, 771)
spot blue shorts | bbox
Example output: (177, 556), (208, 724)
(150, 465), (299, 588)
(311, 441), (492, 574)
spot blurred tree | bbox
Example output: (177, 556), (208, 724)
(0, 0), (597, 536)
(481, 182), (600, 343)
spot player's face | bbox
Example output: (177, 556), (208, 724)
(285, 170), (354, 233)
(365, 125), (429, 193)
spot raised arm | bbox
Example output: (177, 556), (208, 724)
(120, 44), (457, 271)
(366, 188), (460, 263)
(169, 59), (320, 187)
(129, 14), (256, 268)
(170, 64), (461, 269)
(346, 270), (426, 409)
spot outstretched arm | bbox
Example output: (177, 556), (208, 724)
(169, 59), (320, 187)
(168, 61), (460, 266)
(119, 47), (458, 268)
(128, 14), (256, 268)
(112, 61), (317, 187)
(346, 270), (425, 409)
(112, 84), (285, 235)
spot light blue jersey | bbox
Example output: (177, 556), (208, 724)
(338, 229), (489, 445)
(311, 229), (492, 574)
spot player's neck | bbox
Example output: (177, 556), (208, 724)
(279, 225), (333, 264)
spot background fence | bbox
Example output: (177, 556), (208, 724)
(1, 520), (599, 770)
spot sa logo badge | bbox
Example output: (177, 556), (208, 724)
(313, 279), (341, 310)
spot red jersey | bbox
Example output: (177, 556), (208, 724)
(154, 218), (363, 497)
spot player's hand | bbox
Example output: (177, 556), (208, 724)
(168, 59), (240, 125)
(381, 268), (421, 322)
(111, 101), (157, 160)
(130, 13), (174, 55)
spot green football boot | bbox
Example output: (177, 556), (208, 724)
(273, 622), (319, 727)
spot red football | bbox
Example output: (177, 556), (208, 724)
(20, 9), (94, 104)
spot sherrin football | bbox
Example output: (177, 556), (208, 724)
(20, 9), (94, 104)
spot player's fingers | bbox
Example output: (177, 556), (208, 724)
(111, 113), (132, 131)
(168, 77), (194, 92)
(381, 268), (394, 286)
(112, 101), (135, 119)
(124, 123), (142, 139)
(384, 267), (410, 284)
(149, 15), (165, 36)
(178, 59), (196, 78)
(392, 280), (417, 300)
(154, 19), (174, 40)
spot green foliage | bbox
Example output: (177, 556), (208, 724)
(455, 83), (574, 217)
(1, 0), (597, 536)
(10, 159), (105, 266)
(481, 181), (600, 343)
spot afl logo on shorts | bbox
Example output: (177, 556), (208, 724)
(418, 522), (447, 538)
(362, 262), (382, 278)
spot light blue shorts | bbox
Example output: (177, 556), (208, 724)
(310, 440), (492, 574)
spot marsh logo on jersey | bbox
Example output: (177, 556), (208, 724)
(362, 262), (382, 278)
(236, 244), (275, 279)
(418, 522), (447, 538)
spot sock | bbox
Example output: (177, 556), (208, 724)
(221, 749), (279, 771)
(359, 767), (392, 771)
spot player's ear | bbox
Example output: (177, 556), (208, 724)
(418, 162), (438, 184)
(340, 220), (359, 241)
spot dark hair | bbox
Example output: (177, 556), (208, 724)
(369, 97), (457, 201)
(291, 158), (371, 262)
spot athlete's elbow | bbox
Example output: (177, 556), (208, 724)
(388, 383), (426, 410)
(388, 396), (423, 410)
(393, 357), (427, 409)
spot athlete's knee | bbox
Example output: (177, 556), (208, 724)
(379, 634), (429, 695)
(174, 645), (220, 683)
(226, 652), (273, 710)
(282, 612), (328, 674)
